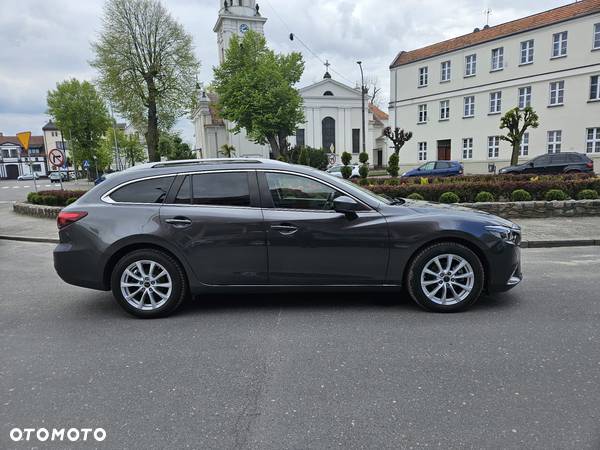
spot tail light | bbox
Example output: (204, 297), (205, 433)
(586, 161), (594, 169)
(57, 211), (88, 229)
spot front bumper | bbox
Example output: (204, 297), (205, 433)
(486, 244), (522, 293)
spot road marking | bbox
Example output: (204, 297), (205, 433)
(1, 186), (9, 189)
(12, 186), (19, 189)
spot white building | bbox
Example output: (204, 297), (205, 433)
(388, 0), (600, 173)
(0, 132), (48, 179)
(193, 0), (389, 164)
(42, 121), (68, 172)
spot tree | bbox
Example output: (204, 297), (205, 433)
(363, 76), (382, 107)
(384, 127), (413, 155)
(500, 106), (540, 166)
(387, 153), (399, 178)
(121, 133), (146, 166)
(213, 30), (305, 159)
(47, 79), (111, 171)
(219, 144), (236, 158)
(340, 151), (352, 179)
(359, 152), (369, 179)
(158, 133), (195, 160)
(91, 0), (200, 162)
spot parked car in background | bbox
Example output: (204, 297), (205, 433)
(327, 164), (361, 179)
(499, 152), (594, 175)
(402, 161), (464, 178)
(49, 172), (67, 183)
(54, 158), (522, 318)
(17, 173), (39, 181)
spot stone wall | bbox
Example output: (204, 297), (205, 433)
(13, 202), (62, 219)
(461, 199), (600, 219)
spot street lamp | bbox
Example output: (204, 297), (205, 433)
(357, 61), (366, 155)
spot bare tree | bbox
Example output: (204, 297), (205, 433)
(362, 76), (382, 107)
(91, 0), (200, 162)
(500, 106), (539, 166)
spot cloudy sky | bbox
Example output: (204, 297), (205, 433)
(0, 0), (568, 144)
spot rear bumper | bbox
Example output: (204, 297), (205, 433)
(54, 243), (108, 291)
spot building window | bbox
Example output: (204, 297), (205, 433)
(439, 100), (450, 120)
(587, 128), (600, 153)
(491, 47), (504, 71)
(462, 138), (473, 159)
(590, 75), (600, 101)
(519, 132), (530, 156)
(296, 128), (305, 147)
(547, 130), (562, 154)
(552, 31), (568, 58)
(489, 91), (502, 114)
(549, 80), (565, 106)
(465, 54), (477, 77)
(322, 117), (336, 151)
(488, 136), (500, 159)
(518, 86), (532, 109)
(32, 164), (42, 172)
(352, 129), (360, 154)
(441, 61), (451, 82)
(418, 142), (427, 161)
(594, 23), (600, 49)
(418, 104), (428, 123)
(520, 39), (534, 64)
(418, 67), (428, 87)
(463, 96), (475, 118)
(323, 91), (334, 96)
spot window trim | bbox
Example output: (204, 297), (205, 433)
(102, 174), (176, 205)
(440, 60), (451, 83)
(489, 91), (502, 114)
(549, 80), (565, 106)
(418, 66), (429, 87)
(491, 47), (504, 72)
(520, 39), (534, 65)
(462, 137), (473, 160)
(551, 31), (568, 58)
(464, 54), (477, 77)
(463, 95), (475, 118)
(518, 86), (532, 109)
(586, 127), (600, 153)
(594, 23), (600, 50)
(547, 130), (563, 154)
(590, 75), (600, 101)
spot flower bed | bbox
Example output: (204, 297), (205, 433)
(27, 190), (86, 207)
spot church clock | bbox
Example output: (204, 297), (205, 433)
(239, 23), (249, 33)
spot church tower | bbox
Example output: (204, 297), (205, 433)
(214, 0), (267, 63)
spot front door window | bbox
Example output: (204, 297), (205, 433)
(265, 172), (343, 211)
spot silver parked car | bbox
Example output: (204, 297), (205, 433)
(326, 164), (361, 179)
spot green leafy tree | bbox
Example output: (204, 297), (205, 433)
(384, 127), (413, 155)
(121, 133), (146, 166)
(213, 30), (305, 159)
(158, 133), (195, 160)
(91, 0), (200, 162)
(387, 153), (400, 178)
(500, 106), (540, 166)
(219, 144), (236, 158)
(47, 79), (111, 171)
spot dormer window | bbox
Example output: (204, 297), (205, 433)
(323, 91), (334, 96)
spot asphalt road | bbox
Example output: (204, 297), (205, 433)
(0, 179), (92, 202)
(1, 241), (599, 449)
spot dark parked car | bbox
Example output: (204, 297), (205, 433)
(499, 152), (594, 175)
(402, 160), (464, 178)
(54, 159), (522, 318)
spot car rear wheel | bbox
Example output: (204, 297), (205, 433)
(406, 242), (484, 312)
(111, 249), (188, 318)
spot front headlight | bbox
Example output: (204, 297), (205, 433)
(485, 225), (521, 245)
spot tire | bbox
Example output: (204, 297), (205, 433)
(406, 242), (485, 313)
(111, 249), (188, 318)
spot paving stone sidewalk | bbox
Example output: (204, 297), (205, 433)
(1, 202), (599, 245)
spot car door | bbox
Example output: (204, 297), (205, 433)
(530, 155), (552, 175)
(258, 171), (389, 285)
(434, 161), (451, 176)
(160, 171), (268, 285)
(419, 162), (436, 176)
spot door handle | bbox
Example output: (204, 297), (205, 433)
(166, 217), (192, 227)
(271, 224), (299, 235)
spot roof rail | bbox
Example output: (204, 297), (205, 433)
(151, 158), (265, 168)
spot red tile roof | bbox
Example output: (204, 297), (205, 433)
(391, 0), (600, 68)
(0, 135), (45, 148)
(369, 103), (389, 123)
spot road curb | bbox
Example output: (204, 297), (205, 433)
(0, 235), (59, 244)
(520, 239), (600, 249)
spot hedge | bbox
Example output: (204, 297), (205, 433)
(27, 190), (86, 207)
(366, 177), (600, 203)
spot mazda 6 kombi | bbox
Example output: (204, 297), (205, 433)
(54, 159), (522, 318)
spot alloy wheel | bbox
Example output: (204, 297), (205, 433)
(120, 260), (173, 311)
(420, 254), (475, 306)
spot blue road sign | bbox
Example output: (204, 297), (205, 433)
(83, 160), (90, 169)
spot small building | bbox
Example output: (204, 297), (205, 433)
(42, 120), (68, 172)
(0, 132), (47, 179)
(388, 0), (600, 173)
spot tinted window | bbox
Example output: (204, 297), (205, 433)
(421, 162), (435, 171)
(175, 176), (192, 204)
(435, 162), (451, 169)
(533, 155), (551, 167)
(192, 172), (250, 207)
(266, 173), (343, 211)
(567, 154), (583, 163)
(110, 177), (174, 204)
(552, 154), (568, 164)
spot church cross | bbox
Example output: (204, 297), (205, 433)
(324, 60), (331, 71)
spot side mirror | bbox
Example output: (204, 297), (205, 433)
(529, 162), (534, 167)
(333, 196), (360, 217)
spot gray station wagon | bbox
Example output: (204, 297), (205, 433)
(54, 158), (522, 318)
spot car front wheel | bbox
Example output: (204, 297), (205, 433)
(111, 249), (188, 318)
(407, 242), (484, 312)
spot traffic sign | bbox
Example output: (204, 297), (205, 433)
(49, 149), (65, 167)
(83, 160), (90, 169)
(17, 131), (31, 155)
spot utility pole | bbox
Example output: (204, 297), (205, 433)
(357, 61), (367, 155)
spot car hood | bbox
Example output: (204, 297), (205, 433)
(500, 163), (528, 172)
(388, 199), (517, 228)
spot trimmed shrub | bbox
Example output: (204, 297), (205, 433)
(577, 189), (599, 200)
(439, 192), (460, 203)
(340, 165), (352, 179)
(359, 152), (369, 165)
(358, 165), (369, 179)
(341, 151), (352, 166)
(511, 189), (532, 202)
(475, 191), (495, 202)
(387, 153), (399, 178)
(385, 178), (400, 186)
(358, 178), (370, 186)
(545, 189), (568, 201)
(407, 193), (425, 201)
(66, 197), (78, 205)
(26, 190), (86, 207)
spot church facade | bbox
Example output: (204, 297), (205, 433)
(192, 0), (389, 166)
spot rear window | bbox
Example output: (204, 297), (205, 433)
(173, 172), (251, 207)
(109, 176), (175, 204)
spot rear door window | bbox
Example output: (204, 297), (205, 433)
(435, 162), (451, 169)
(109, 176), (175, 204)
(533, 155), (551, 167)
(191, 172), (251, 207)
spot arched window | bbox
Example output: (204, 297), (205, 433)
(322, 117), (336, 151)
(323, 91), (334, 96)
